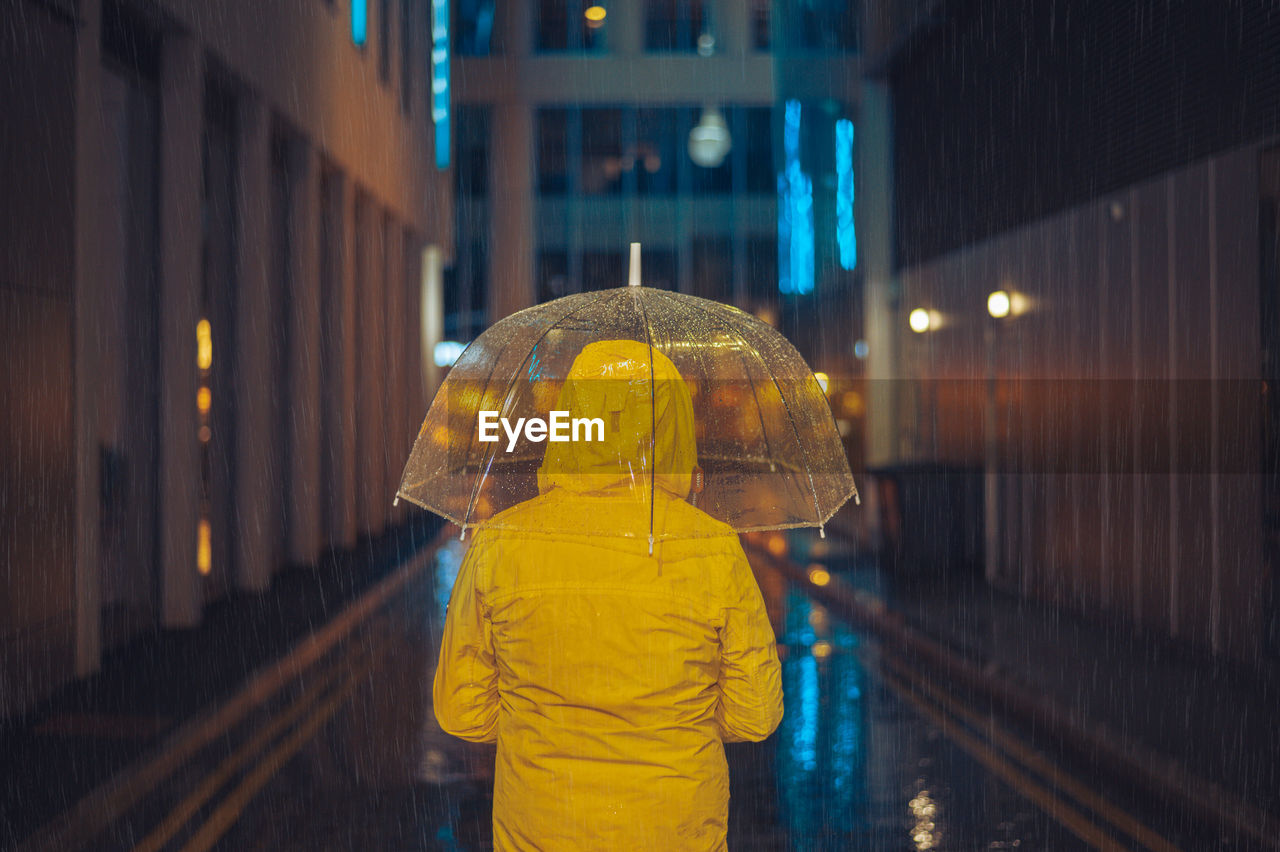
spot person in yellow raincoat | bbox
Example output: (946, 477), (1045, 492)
(434, 339), (784, 851)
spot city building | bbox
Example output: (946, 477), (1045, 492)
(447, 0), (880, 372)
(1, 0), (452, 716)
(883, 0), (1280, 661)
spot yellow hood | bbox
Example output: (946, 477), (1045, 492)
(536, 339), (697, 499)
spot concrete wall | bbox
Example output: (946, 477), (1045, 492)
(899, 145), (1265, 661)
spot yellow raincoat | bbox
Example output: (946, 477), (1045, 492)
(434, 340), (784, 851)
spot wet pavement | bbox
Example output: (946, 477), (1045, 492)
(9, 531), (1251, 851)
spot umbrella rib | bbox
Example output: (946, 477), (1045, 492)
(633, 288), (658, 554)
(683, 293), (827, 530)
(459, 291), (627, 532)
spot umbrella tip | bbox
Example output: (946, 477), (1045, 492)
(392, 496), (400, 507)
(629, 242), (642, 287)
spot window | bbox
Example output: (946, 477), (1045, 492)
(634, 108), (679, 195)
(582, 250), (626, 291)
(455, 106), (490, 197)
(379, 0), (392, 81)
(537, 250), (570, 302)
(445, 241), (488, 339)
(745, 107), (774, 194)
(752, 0), (770, 50)
(744, 235), (778, 304)
(645, 0), (705, 52)
(581, 108), (623, 196)
(786, 0), (859, 53)
(536, 0), (607, 52)
(643, 249), (678, 291)
(400, 0), (413, 112)
(690, 236), (732, 302)
(454, 0), (495, 55)
(537, 108), (570, 195)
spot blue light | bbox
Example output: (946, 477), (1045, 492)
(433, 340), (466, 367)
(836, 119), (856, 270)
(432, 0), (451, 169)
(351, 0), (367, 46)
(778, 100), (814, 295)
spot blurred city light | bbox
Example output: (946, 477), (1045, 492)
(909, 308), (932, 333)
(808, 565), (831, 586)
(689, 107), (732, 168)
(196, 318), (212, 371)
(987, 290), (1011, 318)
(836, 119), (857, 270)
(434, 340), (466, 367)
(778, 100), (815, 295)
(197, 519), (212, 575)
(813, 372), (830, 394)
(853, 339), (869, 359)
(584, 5), (606, 27)
(351, 0), (367, 46)
(432, 0), (451, 169)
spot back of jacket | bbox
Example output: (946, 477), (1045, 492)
(433, 489), (784, 851)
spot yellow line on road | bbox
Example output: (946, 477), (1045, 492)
(175, 644), (384, 852)
(884, 655), (1183, 852)
(18, 534), (446, 852)
(130, 640), (378, 852)
(881, 670), (1130, 852)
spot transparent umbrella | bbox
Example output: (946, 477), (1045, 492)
(396, 245), (858, 549)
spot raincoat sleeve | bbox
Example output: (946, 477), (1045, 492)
(433, 536), (499, 743)
(715, 542), (784, 743)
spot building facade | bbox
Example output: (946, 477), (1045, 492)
(1, 0), (452, 716)
(882, 0), (1280, 662)
(448, 0), (879, 369)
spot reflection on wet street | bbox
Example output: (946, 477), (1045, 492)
(124, 532), (1140, 851)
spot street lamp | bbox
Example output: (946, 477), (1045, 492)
(689, 106), (732, 168)
(984, 288), (1022, 587)
(987, 289), (1011, 319)
(908, 307), (942, 456)
(688, 31), (731, 169)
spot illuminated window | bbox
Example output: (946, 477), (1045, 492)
(536, 0), (607, 52)
(778, 100), (814, 294)
(455, 0), (495, 56)
(835, 119), (856, 270)
(352, 0), (368, 46)
(432, 0), (451, 168)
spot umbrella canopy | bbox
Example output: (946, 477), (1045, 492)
(396, 275), (857, 545)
